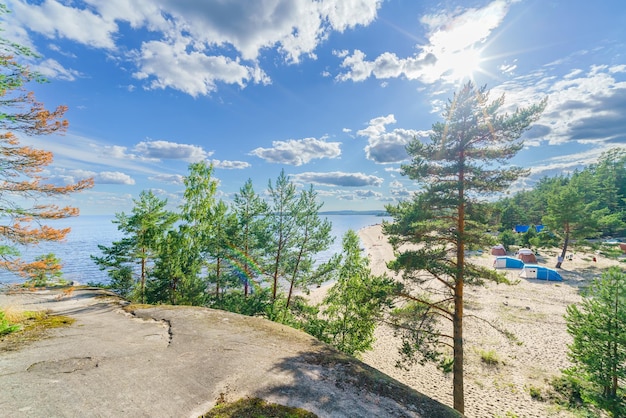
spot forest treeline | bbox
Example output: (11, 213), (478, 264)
(491, 148), (626, 236)
(487, 148), (626, 259)
(92, 164), (393, 357)
(92, 147), (626, 354)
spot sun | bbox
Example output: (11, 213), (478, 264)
(442, 47), (483, 83)
(450, 47), (482, 81)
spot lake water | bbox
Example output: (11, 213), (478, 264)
(0, 214), (389, 285)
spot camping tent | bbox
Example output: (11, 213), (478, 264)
(514, 225), (545, 233)
(493, 256), (524, 269)
(519, 265), (563, 281)
(491, 244), (506, 256)
(517, 248), (537, 264)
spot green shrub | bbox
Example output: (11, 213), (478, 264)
(527, 385), (543, 400)
(479, 349), (500, 365)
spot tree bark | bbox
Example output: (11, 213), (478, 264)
(140, 248), (146, 304)
(556, 228), (569, 268)
(453, 154), (465, 414)
(453, 279), (464, 414)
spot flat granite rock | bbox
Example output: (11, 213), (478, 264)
(0, 287), (460, 418)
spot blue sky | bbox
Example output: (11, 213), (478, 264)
(2, 0), (625, 216)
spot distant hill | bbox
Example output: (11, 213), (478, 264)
(320, 210), (390, 216)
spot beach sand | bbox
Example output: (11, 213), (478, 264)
(308, 224), (624, 418)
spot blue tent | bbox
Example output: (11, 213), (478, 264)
(493, 256), (524, 269)
(520, 265), (563, 281)
(514, 225), (545, 233)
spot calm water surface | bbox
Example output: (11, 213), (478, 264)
(0, 214), (389, 285)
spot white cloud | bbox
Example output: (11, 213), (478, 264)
(250, 137), (341, 165)
(336, 0), (513, 84)
(47, 43), (76, 58)
(6, 0), (383, 96)
(491, 63), (626, 147)
(149, 174), (185, 185)
(210, 159), (251, 170)
(134, 140), (212, 162)
(33, 58), (82, 81)
(499, 62), (517, 75)
(46, 168), (95, 187)
(132, 39), (270, 97)
(95, 171), (135, 185)
(353, 189), (383, 198)
(319, 0), (382, 32)
(357, 114), (396, 137)
(357, 115), (428, 163)
(421, 0), (508, 52)
(8, 0), (118, 49)
(292, 171), (383, 187)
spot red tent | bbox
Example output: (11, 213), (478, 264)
(517, 248), (537, 264)
(491, 245), (506, 256)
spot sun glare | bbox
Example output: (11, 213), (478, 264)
(445, 47), (483, 82)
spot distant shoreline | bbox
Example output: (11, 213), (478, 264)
(320, 210), (389, 216)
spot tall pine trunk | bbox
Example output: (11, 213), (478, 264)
(453, 158), (466, 414)
(556, 223), (570, 268)
(140, 247), (146, 304)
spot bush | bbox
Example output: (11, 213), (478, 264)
(527, 385), (543, 400)
(549, 373), (585, 408)
(479, 349), (500, 365)
(212, 287), (273, 317)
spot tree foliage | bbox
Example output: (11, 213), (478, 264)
(491, 148), (626, 246)
(485, 147), (626, 269)
(266, 169), (300, 307)
(543, 183), (600, 268)
(384, 82), (546, 413)
(93, 165), (335, 326)
(92, 191), (177, 302)
(231, 179), (268, 297)
(0, 11), (93, 276)
(565, 267), (626, 415)
(316, 230), (393, 356)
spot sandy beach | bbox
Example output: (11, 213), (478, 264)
(309, 224), (624, 418)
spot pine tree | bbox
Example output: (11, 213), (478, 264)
(93, 190), (176, 302)
(384, 82), (546, 413)
(206, 200), (240, 303)
(266, 170), (299, 309)
(146, 228), (204, 305)
(320, 229), (392, 356)
(0, 7), (93, 275)
(565, 267), (626, 413)
(284, 185), (334, 310)
(543, 183), (600, 268)
(179, 161), (219, 289)
(231, 179), (269, 297)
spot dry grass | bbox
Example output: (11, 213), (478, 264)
(0, 307), (75, 351)
(1, 305), (29, 323)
